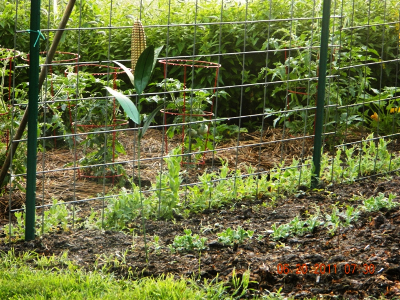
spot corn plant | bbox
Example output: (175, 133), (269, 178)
(131, 19), (146, 72)
(104, 44), (163, 259)
(104, 44), (164, 176)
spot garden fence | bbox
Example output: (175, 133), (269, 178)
(0, 0), (399, 241)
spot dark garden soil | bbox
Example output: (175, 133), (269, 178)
(1, 129), (400, 299)
(0, 175), (400, 299)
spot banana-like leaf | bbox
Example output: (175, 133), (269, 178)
(139, 103), (164, 139)
(105, 87), (140, 125)
(113, 61), (134, 87)
(134, 45), (155, 95)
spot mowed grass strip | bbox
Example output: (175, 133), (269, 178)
(0, 250), (218, 300)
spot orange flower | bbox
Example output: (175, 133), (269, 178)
(371, 112), (379, 121)
(390, 107), (399, 113)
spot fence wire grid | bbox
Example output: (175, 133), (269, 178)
(0, 0), (399, 239)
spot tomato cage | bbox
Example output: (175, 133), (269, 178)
(0, 48), (21, 152)
(283, 46), (339, 135)
(158, 59), (220, 165)
(21, 51), (80, 147)
(22, 51), (80, 95)
(284, 48), (318, 123)
(66, 64), (129, 183)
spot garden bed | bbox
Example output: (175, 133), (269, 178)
(0, 127), (320, 221)
(1, 127), (400, 298)
(1, 173), (400, 299)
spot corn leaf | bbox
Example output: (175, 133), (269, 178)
(139, 103), (164, 139)
(105, 87), (140, 125)
(153, 45), (164, 71)
(134, 45), (155, 95)
(113, 61), (134, 87)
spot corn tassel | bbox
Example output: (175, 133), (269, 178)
(131, 19), (147, 72)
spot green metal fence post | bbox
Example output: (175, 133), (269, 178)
(25, 0), (42, 241)
(311, 0), (331, 189)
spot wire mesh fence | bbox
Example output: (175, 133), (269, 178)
(0, 0), (399, 241)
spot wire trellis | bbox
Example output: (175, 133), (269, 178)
(0, 0), (399, 241)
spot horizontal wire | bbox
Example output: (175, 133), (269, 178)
(336, 95), (400, 109)
(12, 131), (336, 178)
(14, 44), (343, 71)
(338, 58), (400, 70)
(14, 76), (341, 103)
(15, 16), (344, 34)
(334, 167), (400, 186)
(341, 21), (400, 31)
(334, 133), (400, 148)
(13, 145), (397, 214)
(10, 104), (339, 144)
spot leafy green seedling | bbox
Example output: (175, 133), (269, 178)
(152, 235), (162, 254)
(270, 223), (290, 241)
(217, 226), (254, 246)
(288, 216), (307, 236)
(305, 214), (321, 233)
(339, 205), (360, 227)
(362, 193), (399, 212)
(171, 229), (207, 252)
(324, 205), (341, 236)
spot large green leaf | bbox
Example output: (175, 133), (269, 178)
(134, 45), (155, 95)
(153, 45), (164, 71)
(113, 61), (134, 87)
(105, 87), (140, 125)
(139, 103), (164, 139)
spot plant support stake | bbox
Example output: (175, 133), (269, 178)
(0, 0), (76, 241)
(25, 0), (42, 241)
(311, 0), (331, 188)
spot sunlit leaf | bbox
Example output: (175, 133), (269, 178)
(134, 45), (155, 95)
(113, 61), (134, 87)
(105, 87), (139, 124)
